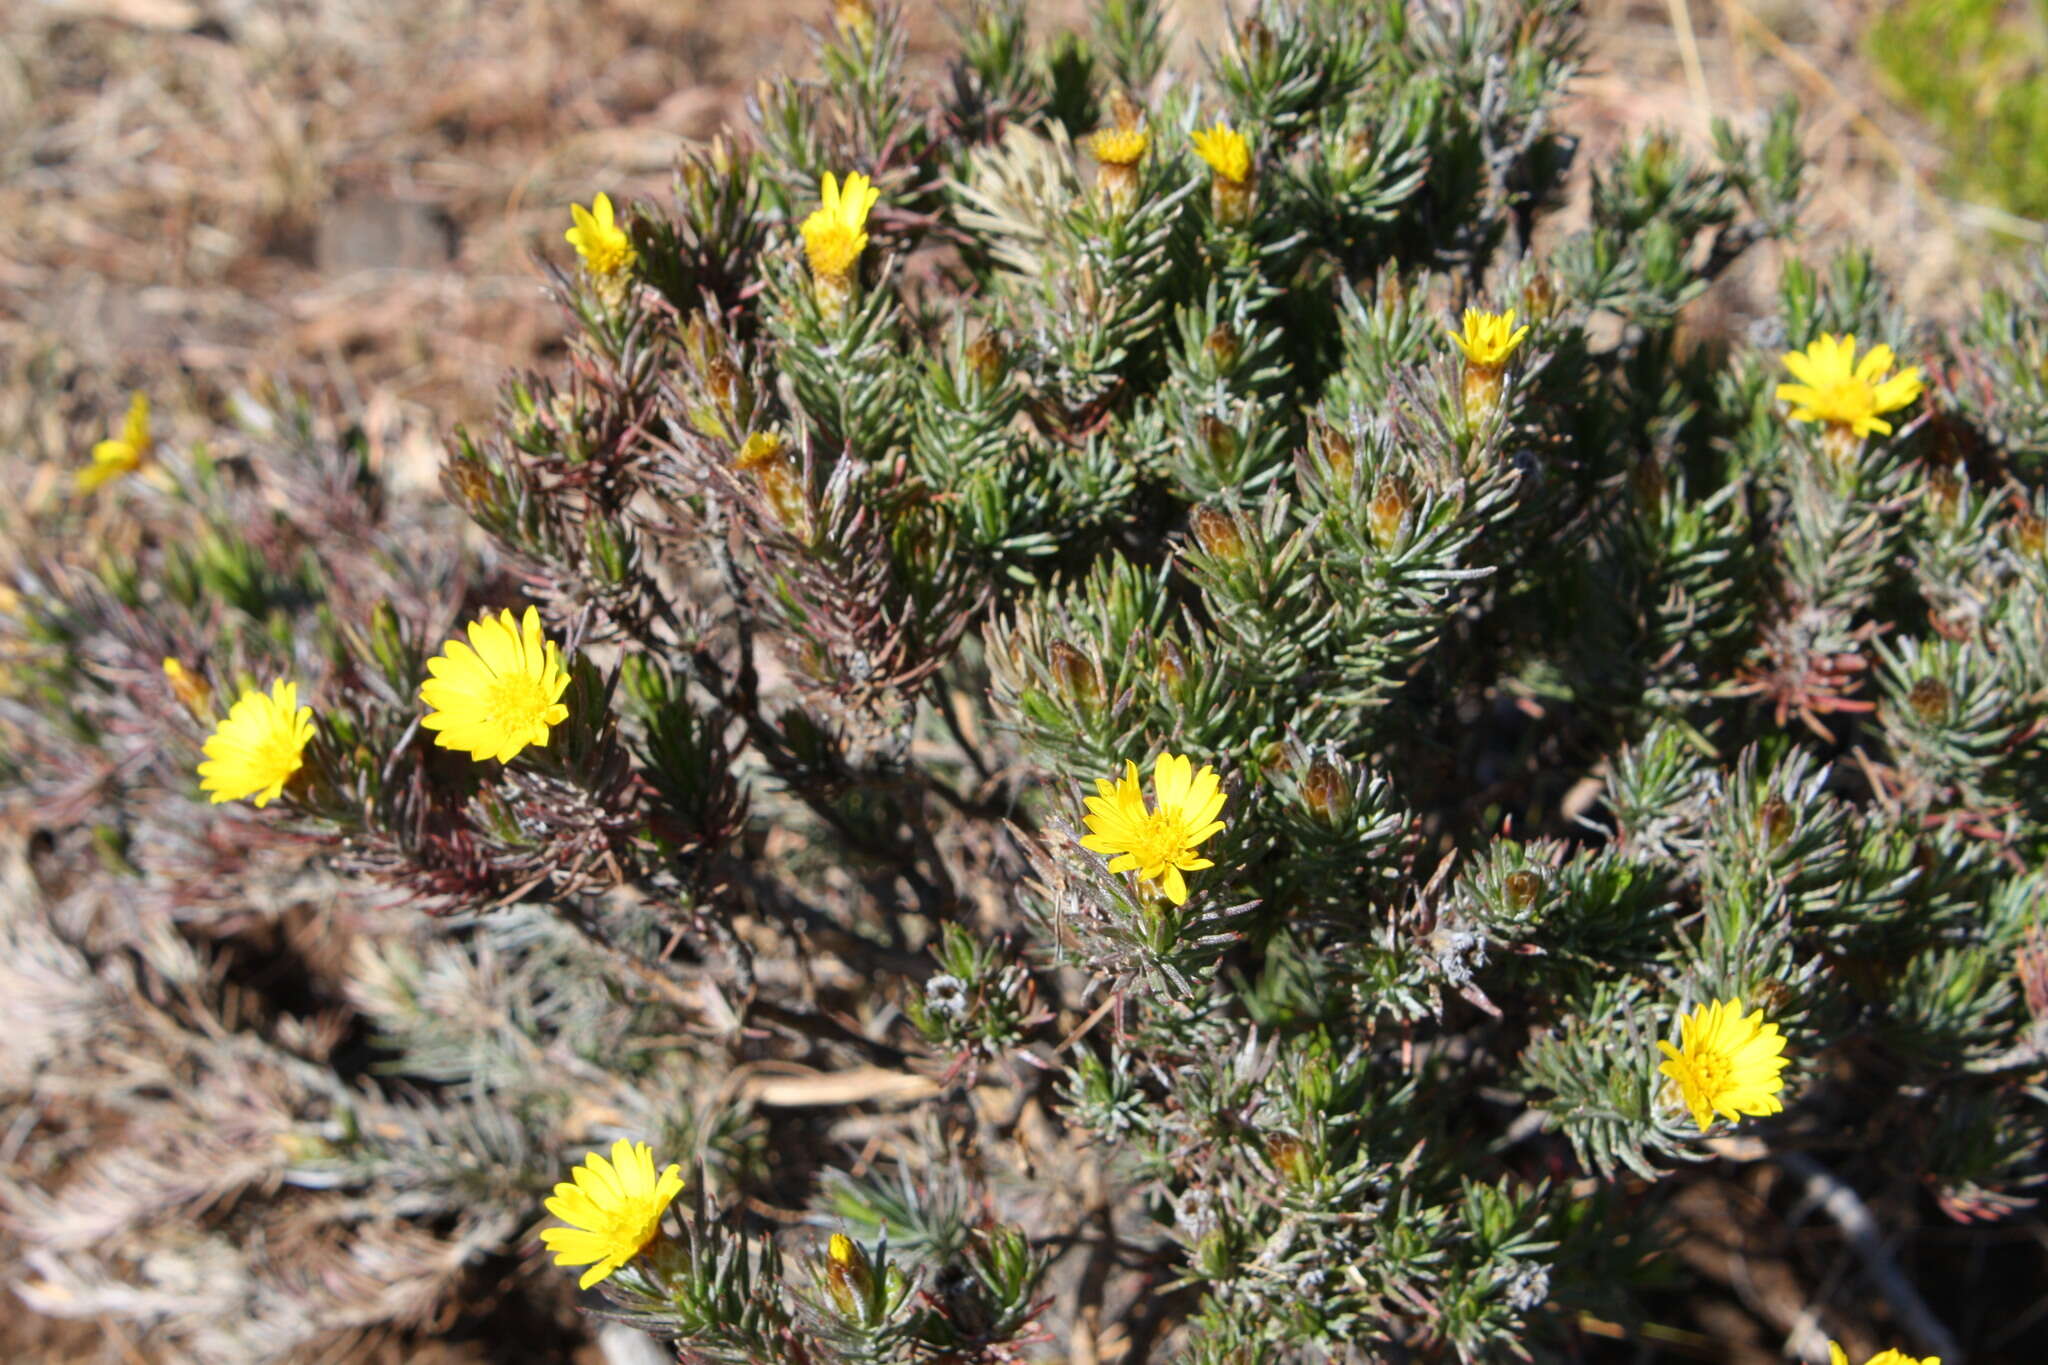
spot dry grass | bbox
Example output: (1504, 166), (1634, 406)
(7, 0), (2027, 490)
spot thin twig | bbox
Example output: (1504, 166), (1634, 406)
(1774, 1150), (1964, 1363)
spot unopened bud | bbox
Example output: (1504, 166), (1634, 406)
(1206, 324), (1241, 373)
(1907, 677), (1951, 723)
(832, 0), (876, 46)
(1758, 795), (1793, 850)
(1198, 415), (1240, 470)
(1368, 474), (1411, 552)
(1316, 423), (1354, 483)
(1191, 504), (1245, 562)
(1157, 637), (1186, 690)
(1521, 272), (1560, 322)
(1302, 759), (1348, 821)
(1343, 127), (1375, 173)
(1927, 467), (1962, 521)
(161, 657), (212, 717)
(1266, 1134), (1311, 1182)
(1239, 16), (1274, 60)
(1048, 639), (1101, 702)
(967, 332), (1007, 388)
(1259, 740), (1290, 776)
(825, 1232), (872, 1315)
(705, 354), (742, 418)
(2012, 512), (2047, 558)
(1503, 869), (1544, 912)
(444, 453), (495, 511)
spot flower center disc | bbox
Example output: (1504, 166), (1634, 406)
(488, 673), (555, 740)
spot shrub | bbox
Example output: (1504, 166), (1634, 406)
(5, 1), (2044, 1361)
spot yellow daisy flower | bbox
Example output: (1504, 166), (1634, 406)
(1656, 996), (1790, 1132)
(1448, 309), (1531, 369)
(197, 680), (314, 807)
(419, 605), (571, 764)
(77, 393), (152, 493)
(1776, 333), (1925, 438)
(1189, 121), (1251, 184)
(1090, 126), (1150, 167)
(801, 171), (880, 285)
(540, 1138), (685, 1290)
(565, 193), (637, 278)
(1079, 753), (1228, 905)
(1829, 1344), (1938, 1365)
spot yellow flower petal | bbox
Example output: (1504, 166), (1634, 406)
(197, 679), (315, 807)
(419, 606), (573, 764)
(541, 1140), (686, 1290)
(1778, 333), (1919, 437)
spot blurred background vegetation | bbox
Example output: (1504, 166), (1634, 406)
(1867, 0), (2048, 223)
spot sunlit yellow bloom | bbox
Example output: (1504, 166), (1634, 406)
(198, 680), (314, 807)
(565, 193), (637, 277)
(162, 657), (212, 716)
(801, 171), (880, 284)
(833, 0), (876, 44)
(1829, 1343), (1938, 1365)
(1190, 122), (1251, 184)
(1449, 309), (1531, 369)
(735, 429), (788, 471)
(1079, 753), (1227, 905)
(541, 1139), (685, 1290)
(1656, 997), (1790, 1131)
(1776, 333), (1924, 438)
(1090, 126), (1150, 167)
(419, 605), (571, 764)
(78, 393), (152, 492)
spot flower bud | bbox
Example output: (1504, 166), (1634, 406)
(161, 657), (212, 717)
(1907, 677), (1951, 723)
(1205, 324), (1241, 373)
(967, 332), (1007, 388)
(1368, 473), (1411, 552)
(1191, 504), (1245, 562)
(825, 1231), (872, 1316)
(1521, 272), (1560, 322)
(1926, 466), (1962, 521)
(1758, 795), (1793, 850)
(1342, 127), (1375, 174)
(1239, 16), (1274, 60)
(1503, 869), (1544, 912)
(832, 0), (876, 46)
(1198, 414), (1240, 471)
(1048, 639), (1102, 703)
(2010, 512), (2047, 558)
(1157, 637), (1186, 691)
(1316, 422), (1354, 484)
(1266, 1133), (1312, 1183)
(1302, 759), (1348, 822)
